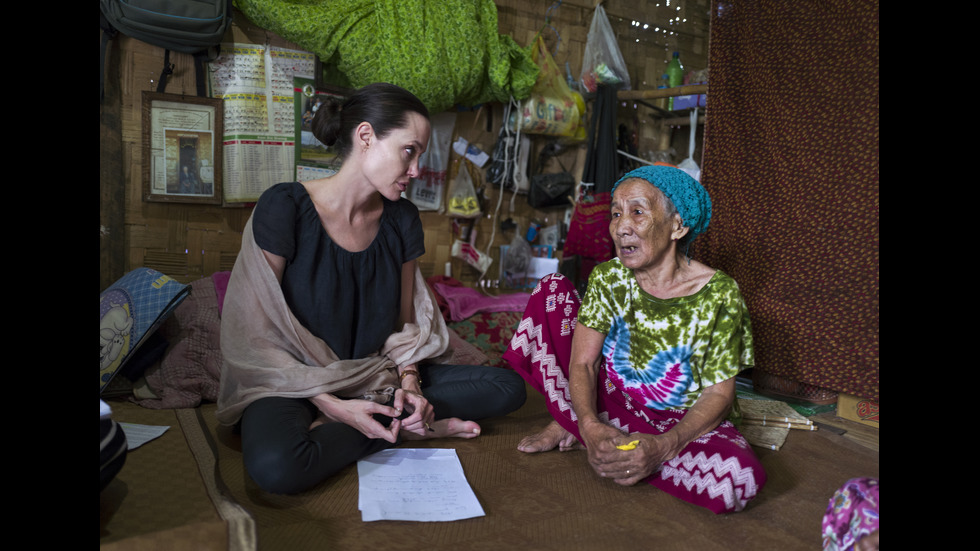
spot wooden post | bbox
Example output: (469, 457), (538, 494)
(100, 32), (125, 291)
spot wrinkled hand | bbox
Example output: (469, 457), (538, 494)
(579, 419), (681, 486)
(394, 388), (435, 437)
(579, 419), (641, 480)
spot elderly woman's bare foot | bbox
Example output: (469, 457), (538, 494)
(401, 418), (481, 441)
(518, 420), (581, 453)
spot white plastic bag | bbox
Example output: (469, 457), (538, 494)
(677, 108), (701, 181)
(408, 111), (456, 211)
(446, 162), (482, 218)
(579, 4), (631, 93)
(451, 239), (493, 274)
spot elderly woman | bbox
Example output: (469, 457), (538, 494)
(504, 165), (765, 513)
(217, 83), (526, 495)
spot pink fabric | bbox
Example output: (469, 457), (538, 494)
(432, 282), (530, 322)
(426, 275), (458, 321)
(212, 271), (231, 314)
(822, 478), (879, 550)
(504, 273), (766, 514)
(563, 192), (615, 264)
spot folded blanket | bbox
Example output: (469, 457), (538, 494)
(432, 282), (530, 322)
(136, 276), (224, 409)
(216, 216), (449, 425)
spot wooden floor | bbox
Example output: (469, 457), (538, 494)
(810, 412), (878, 453)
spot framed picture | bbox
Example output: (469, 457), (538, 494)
(142, 92), (223, 204)
(294, 76), (347, 174)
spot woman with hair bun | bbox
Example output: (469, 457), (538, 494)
(217, 83), (526, 495)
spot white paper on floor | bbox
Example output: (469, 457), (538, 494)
(357, 448), (485, 522)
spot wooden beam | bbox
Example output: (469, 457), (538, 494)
(617, 84), (708, 100)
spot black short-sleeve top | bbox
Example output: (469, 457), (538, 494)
(251, 182), (425, 360)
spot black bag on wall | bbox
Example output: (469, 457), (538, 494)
(528, 172), (574, 209)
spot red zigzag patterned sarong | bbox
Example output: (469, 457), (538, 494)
(503, 273), (766, 514)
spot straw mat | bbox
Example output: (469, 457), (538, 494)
(101, 386), (878, 550)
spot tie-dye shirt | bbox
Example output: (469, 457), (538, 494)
(578, 258), (754, 410)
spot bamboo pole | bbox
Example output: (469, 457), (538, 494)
(741, 419), (818, 431)
(617, 84), (708, 101)
(657, 114), (705, 126)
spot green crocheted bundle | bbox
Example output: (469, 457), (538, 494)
(234, 0), (539, 113)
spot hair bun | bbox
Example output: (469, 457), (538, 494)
(311, 97), (344, 146)
(310, 83), (428, 162)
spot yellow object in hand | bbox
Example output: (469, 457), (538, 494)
(616, 440), (640, 451)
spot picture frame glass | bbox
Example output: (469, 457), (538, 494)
(142, 92), (223, 204)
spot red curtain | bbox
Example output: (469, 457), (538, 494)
(695, 1), (879, 401)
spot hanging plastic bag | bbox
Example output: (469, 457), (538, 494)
(451, 239), (493, 274)
(501, 232), (533, 275)
(446, 161), (481, 218)
(514, 36), (584, 138)
(677, 108), (701, 181)
(409, 111), (457, 211)
(579, 4), (631, 93)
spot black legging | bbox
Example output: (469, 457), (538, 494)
(240, 363), (526, 494)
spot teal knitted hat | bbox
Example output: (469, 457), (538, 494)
(612, 165), (712, 242)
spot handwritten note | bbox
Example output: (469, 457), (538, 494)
(357, 448), (485, 522)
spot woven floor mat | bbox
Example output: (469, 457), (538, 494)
(101, 387), (878, 550)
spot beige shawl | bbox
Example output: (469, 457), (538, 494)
(216, 216), (449, 425)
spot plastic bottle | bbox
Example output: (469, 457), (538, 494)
(666, 51), (684, 110)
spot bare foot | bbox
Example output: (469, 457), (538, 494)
(401, 418), (481, 441)
(517, 420), (581, 453)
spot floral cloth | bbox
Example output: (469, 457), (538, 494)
(822, 477), (879, 550)
(578, 258), (754, 410)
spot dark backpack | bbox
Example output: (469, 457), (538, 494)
(100, 0), (233, 100)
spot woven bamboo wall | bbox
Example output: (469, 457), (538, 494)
(497, 0), (710, 97)
(100, 14), (300, 290)
(496, 0), (711, 158)
(100, 1), (709, 291)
